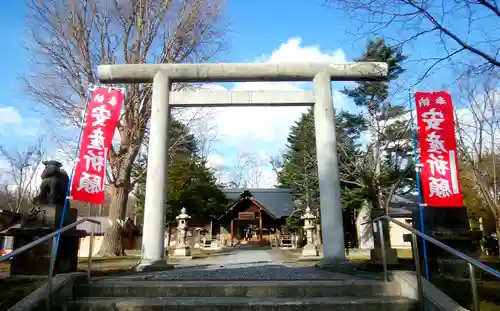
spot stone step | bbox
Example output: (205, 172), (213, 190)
(69, 296), (419, 311)
(75, 280), (402, 298)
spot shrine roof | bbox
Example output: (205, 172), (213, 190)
(76, 216), (109, 235)
(0, 209), (21, 217)
(221, 188), (295, 219)
(388, 194), (419, 217)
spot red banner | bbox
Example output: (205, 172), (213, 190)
(415, 91), (463, 207)
(70, 87), (124, 204)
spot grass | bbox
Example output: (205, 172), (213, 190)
(395, 248), (413, 259)
(279, 247), (414, 262)
(0, 256), (143, 310)
(431, 278), (500, 310)
(0, 278), (47, 311)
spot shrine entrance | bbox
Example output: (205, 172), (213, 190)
(96, 61), (388, 271)
(216, 190), (285, 246)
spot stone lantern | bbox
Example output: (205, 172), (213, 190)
(300, 207), (319, 258)
(171, 208), (191, 257)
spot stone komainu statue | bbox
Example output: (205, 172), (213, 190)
(32, 160), (70, 206)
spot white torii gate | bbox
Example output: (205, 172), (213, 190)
(97, 62), (388, 271)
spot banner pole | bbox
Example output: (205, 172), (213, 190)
(53, 85), (94, 265)
(409, 90), (430, 280)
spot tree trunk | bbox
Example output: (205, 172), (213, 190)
(166, 223), (171, 254)
(496, 213), (500, 258)
(97, 185), (130, 256)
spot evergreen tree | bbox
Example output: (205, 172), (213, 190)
(275, 38), (414, 221)
(274, 107), (366, 220)
(341, 38), (414, 212)
(133, 117), (227, 226)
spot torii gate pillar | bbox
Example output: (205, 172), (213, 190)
(97, 62), (388, 271)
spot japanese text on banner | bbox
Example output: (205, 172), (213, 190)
(71, 88), (124, 204)
(415, 91), (463, 207)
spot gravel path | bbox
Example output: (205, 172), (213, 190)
(198, 249), (285, 266)
(108, 249), (376, 281)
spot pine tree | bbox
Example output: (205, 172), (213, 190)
(341, 38), (415, 212)
(274, 107), (366, 218)
(275, 38), (415, 219)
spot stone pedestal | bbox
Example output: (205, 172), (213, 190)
(0, 210), (21, 231)
(370, 248), (399, 265)
(412, 206), (481, 278)
(299, 207), (320, 260)
(170, 208), (191, 259)
(190, 228), (204, 257)
(2, 205), (83, 276)
(8, 229), (81, 276)
(193, 228), (202, 249)
(171, 245), (191, 257)
(370, 209), (399, 265)
(21, 204), (76, 228)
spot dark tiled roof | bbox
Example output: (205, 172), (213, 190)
(388, 194), (418, 217)
(76, 216), (108, 235)
(223, 188), (295, 218)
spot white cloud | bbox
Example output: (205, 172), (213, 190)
(258, 169), (278, 188)
(256, 37), (346, 64)
(0, 107), (23, 125)
(173, 37), (351, 188)
(216, 37), (349, 186)
(193, 37), (349, 143)
(206, 154), (225, 169)
(0, 107), (43, 138)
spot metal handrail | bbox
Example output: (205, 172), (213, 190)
(370, 215), (500, 311)
(1, 217), (100, 310)
(0, 217), (100, 262)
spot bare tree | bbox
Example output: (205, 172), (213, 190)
(248, 165), (264, 188)
(186, 108), (220, 160)
(23, 0), (227, 256)
(0, 140), (46, 213)
(225, 152), (263, 188)
(328, 0), (500, 81)
(455, 70), (500, 253)
(0, 181), (13, 210)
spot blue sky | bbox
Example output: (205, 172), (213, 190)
(0, 0), (491, 187)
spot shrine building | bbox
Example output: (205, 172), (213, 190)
(213, 188), (295, 246)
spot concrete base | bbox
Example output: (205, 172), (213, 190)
(189, 247), (205, 258)
(135, 259), (174, 272)
(370, 248), (399, 265)
(203, 246), (223, 251)
(298, 255), (322, 261)
(170, 246), (191, 258)
(300, 243), (319, 258)
(315, 259), (358, 274)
